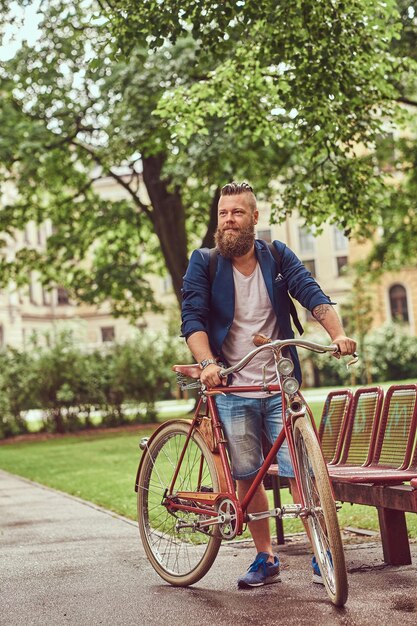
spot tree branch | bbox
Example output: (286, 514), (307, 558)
(57, 176), (103, 206)
(397, 96), (417, 108)
(71, 139), (153, 218)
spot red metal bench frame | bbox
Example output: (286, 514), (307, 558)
(318, 389), (353, 464)
(329, 384), (417, 565)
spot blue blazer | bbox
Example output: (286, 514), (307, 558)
(181, 239), (334, 383)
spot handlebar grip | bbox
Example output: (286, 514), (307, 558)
(330, 344), (359, 358)
(252, 333), (272, 347)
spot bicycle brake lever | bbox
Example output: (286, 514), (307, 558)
(330, 346), (359, 369)
(346, 352), (359, 368)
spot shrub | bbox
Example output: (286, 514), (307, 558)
(0, 348), (37, 437)
(366, 323), (417, 382)
(0, 325), (190, 437)
(299, 323), (417, 388)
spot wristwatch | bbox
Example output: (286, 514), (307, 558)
(200, 359), (218, 370)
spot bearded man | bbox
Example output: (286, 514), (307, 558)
(181, 181), (356, 588)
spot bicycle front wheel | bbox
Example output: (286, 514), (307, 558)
(293, 417), (348, 606)
(137, 421), (222, 586)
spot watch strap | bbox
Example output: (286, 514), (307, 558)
(200, 359), (218, 370)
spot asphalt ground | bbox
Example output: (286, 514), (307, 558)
(1, 469), (417, 626)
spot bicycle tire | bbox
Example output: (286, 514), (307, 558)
(293, 416), (348, 606)
(137, 421), (222, 586)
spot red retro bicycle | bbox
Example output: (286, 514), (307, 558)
(135, 336), (357, 606)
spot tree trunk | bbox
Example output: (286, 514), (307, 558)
(53, 408), (65, 434)
(142, 155), (220, 306)
(201, 187), (220, 249)
(142, 154), (189, 306)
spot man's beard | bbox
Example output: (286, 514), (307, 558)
(214, 222), (255, 258)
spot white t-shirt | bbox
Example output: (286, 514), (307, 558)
(221, 262), (281, 397)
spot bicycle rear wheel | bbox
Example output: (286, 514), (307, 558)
(293, 416), (348, 606)
(137, 421), (222, 586)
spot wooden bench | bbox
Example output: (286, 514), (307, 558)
(268, 384), (417, 564)
(329, 384), (417, 565)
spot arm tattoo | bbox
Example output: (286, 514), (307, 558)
(312, 304), (332, 322)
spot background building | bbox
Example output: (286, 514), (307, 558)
(0, 180), (416, 349)
(255, 204), (416, 336)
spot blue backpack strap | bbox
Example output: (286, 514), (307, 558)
(267, 241), (304, 336)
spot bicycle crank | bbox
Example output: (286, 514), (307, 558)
(216, 497), (242, 539)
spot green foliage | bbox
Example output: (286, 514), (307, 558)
(105, 0), (408, 235)
(1, 0), (416, 316)
(0, 327), (189, 438)
(340, 269), (374, 383)
(107, 0), (417, 276)
(0, 348), (36, 438)
(366, 323), (417, 381)
(0, 0), (296, 314)
(302, 322), (417, 387)
(300, 328), (353, 387)
(31, 331), (106, 433)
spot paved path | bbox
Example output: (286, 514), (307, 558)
(1, 470), (417, 625)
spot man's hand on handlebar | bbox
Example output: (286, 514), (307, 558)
(331, 335), (357, 358)
(200, 363), (227, 387)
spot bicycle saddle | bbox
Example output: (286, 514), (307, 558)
(172, 364), (201, 379)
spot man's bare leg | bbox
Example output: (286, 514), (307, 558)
(237, 477), (310, 563)
(237, 478), (275, 562)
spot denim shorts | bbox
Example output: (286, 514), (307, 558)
(214, 393), (295, 480)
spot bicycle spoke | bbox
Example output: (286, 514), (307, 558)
(293, 417), (348, 606)
(137, 423), (221, 584)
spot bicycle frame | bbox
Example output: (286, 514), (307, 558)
(162, 376), (321, 537)
(137, 338), (353, 605)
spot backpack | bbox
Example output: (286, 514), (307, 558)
(208, 241), (304, 335)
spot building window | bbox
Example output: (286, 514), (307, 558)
(389, 284), (409, 323)
(298, 226), (315, 254)
(303, 259), (316, 277)
(57, 287), (69, 305)
(101, 326), (115, 342)
(257, 228), (272, 243)
(336, 256), (348, 276)
(333, 226), (349, 251)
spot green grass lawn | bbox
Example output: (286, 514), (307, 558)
(1, 425), (416, 539)
(0, 429), (151, 519)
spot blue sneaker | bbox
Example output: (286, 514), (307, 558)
(312, 555), (324, 584)
(312, 551), (333, 585)
(238, 552), (280, 588)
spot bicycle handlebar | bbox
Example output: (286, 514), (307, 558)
(219, 338), (358, 378)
